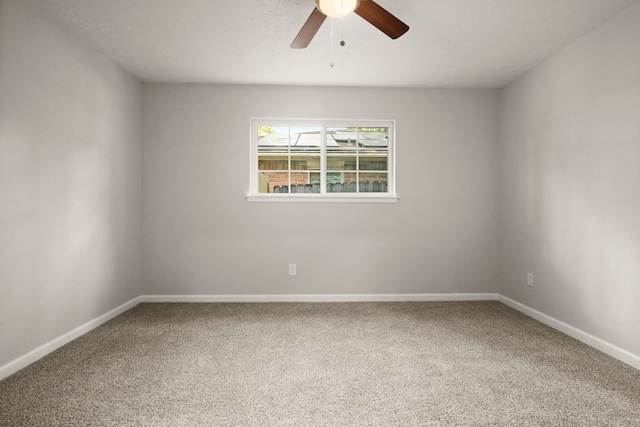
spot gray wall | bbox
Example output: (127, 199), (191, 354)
(142, 85), (500, 296)
(499, 1), (640, 356)
(0, 1), (142, 367)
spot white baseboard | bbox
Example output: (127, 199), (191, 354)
(498, 295), (640, 371)
(141, 293), (499, 303)
(0, 296), (142, 381)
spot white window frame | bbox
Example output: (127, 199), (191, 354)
(247, 118), (398, 203)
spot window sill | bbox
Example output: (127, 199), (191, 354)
(246, 194), (399, 203)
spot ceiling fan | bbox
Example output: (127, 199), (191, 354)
(291, 0), (409, 49)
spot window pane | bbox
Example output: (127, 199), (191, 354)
(258, 171), (322, 193)
(326, 172), (341, 184)
(307, 173), (322, 193)
(328, 127), (357, 151)
(359, 173), (388, 193)
(309, 172), (321, 185)
(258, 126), (289, 171)
(259, 172), (290, 193)
(258, 155), (289, 171)
(359, 153), (388, 171)
(342, 173), (358, 193)
(359, 127), (388, 174)
(256, 124), (292, 193)
(327, 155), (357, 171)
(290, 172), (311, 192)
(257, 126), (320, 193)
(293, 127), (322, 149)
(357, 127), (388, 149)
(288, 127), (320, 193)
(327, 127), (357, 176)
(291, 153), (320, 171)
(325, 172), (341, 193)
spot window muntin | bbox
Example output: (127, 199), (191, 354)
(250, 119), (396, 201)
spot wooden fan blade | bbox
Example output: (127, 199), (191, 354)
(291, 8), (327, 49)
(354, 0), (409, 39)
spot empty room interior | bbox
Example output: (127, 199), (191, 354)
(1, 0), (640, 425)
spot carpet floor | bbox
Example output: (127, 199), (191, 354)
(1, 301), (639, 426)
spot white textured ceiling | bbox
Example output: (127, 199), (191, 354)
(29, 0), (639, 88)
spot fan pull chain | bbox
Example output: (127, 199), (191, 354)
(330, 18), (334, 67)
(340, 10), (346, 47)
(340, 0), (345, 46)
(329, 1), (347, 68)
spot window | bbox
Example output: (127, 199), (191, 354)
(248, 119), (397, 202)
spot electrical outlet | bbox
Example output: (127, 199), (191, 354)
(527, 273), (534, 287)
(289, 264), (296, 276)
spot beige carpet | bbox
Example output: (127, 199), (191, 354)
(1, 301), (639, 426)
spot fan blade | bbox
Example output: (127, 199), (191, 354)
(354, 0), (409, 39)
(291, 8), (327, 49)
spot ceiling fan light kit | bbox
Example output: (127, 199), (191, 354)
(316, 0), (360, 18)
(291, 0), (409, 49)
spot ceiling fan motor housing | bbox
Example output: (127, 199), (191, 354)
(316, 0), (361, 18)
